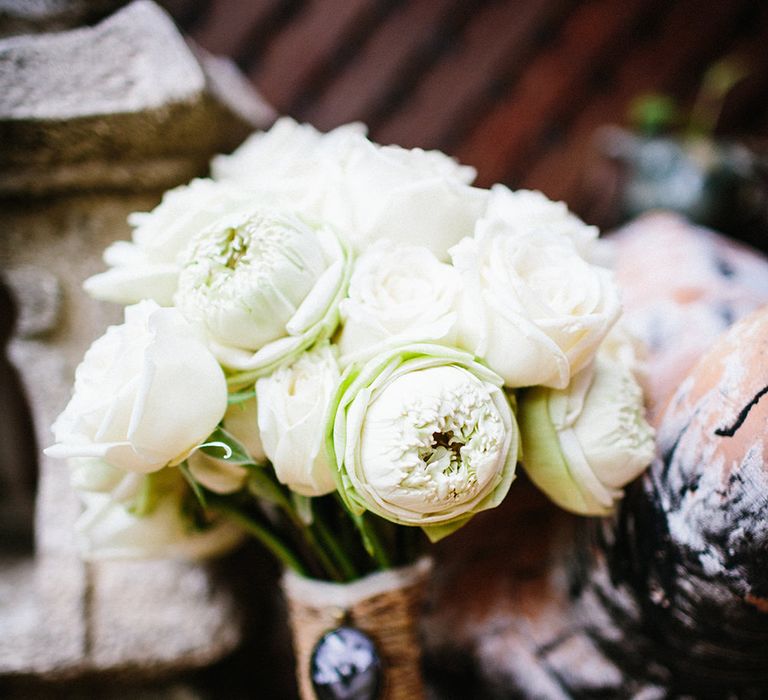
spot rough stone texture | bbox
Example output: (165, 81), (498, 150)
(0, 0), (275, 196)
(607, 212), (768, 420)
(0, 0), (273, 682)
(0, 0), (126, 38)
(0, 196), (240, 679)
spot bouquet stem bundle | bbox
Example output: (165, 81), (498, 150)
(283, 558), (431, 700)
(208, 486), (422, 582)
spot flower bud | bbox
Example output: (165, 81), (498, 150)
(328, 344), (519, 540)
(519, 356), (655, 515)
(257, 343), (340, 496)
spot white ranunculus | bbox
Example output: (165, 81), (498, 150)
(338, 241), (462, 365)
(329, 344), (518, 540)
(481, 186), (599, 258)
(518, 355), (655, 515)
(70, 459), (242, 560)
(256, 344), (340, 496)
(322, 136), (487, 259)
(451, 225), (621, 389)
(45, 301), (227, 473)
(84, 179), (257, 305)
(175, 208), (352, 378)
(186, 398), (266, 494)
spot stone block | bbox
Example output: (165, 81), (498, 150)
(0, 0), (273, 682)
(0, 0), (275, 195)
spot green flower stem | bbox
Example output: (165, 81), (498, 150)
(311, 508), (359, 581)
(294, 515), (345, 582)
(208, 496), (308, 576)
(355, 509), (392, 570)
(331, 492), (390, 569)
(366, 518), (392, 570)
(270, 487), (346, 582)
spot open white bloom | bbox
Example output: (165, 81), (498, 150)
(338, 241), (461, 365)
(518, 355), (655, 515)
(46, 301), (227, 473)
(212, 117), (364, 214)
(322, 136), (487, 259)
(214, 117), (486, 260)
(482, 186), (599, 259)
(329, 344), (518, 540)
(175, 208), (351, 377)
(69, 459), (242, 560)
(452, 225), (621, 389)
(257, 343), (340, 496)
(84, 179), (257, 305)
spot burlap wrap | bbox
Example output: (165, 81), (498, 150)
(281, 558), (432, 700)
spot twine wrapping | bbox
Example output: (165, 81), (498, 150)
(282, 557), (432, 700)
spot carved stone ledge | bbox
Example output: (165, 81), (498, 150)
(0, 0), (274, 196)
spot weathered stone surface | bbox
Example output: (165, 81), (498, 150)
(0, 195), (241, 679)
(2, 266), (62, 339)
(607, 212), (768, 420)
(0, 0), (275, 195)
(0, 0), (126, 38)
(0, 0), (274, 682)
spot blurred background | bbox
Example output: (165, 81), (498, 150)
(159, 0), (768, 231)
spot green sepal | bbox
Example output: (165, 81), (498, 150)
(227, 388), (256, 405)
(200, 426), (254, 465)
(127, 470), (164, 517)
(518, 388), (601, 515)
(421, 517), (471, 543)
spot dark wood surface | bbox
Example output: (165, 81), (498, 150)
(163, 0), (768, 222)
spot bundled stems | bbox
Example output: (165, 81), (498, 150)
(207, 479), (383, 582)
(206, 494), (309, 576)
(201, 458), (422, 582)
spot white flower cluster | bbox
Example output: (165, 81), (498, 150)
(47, 118), (654, 559)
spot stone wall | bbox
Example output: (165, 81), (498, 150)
(0, 0), (273, 683)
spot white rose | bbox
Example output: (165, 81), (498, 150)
(212, 117), (364, 209)
(518, 355), (655, 515)
(451, 226), (621, 389)
(482, 185), (599, 259)
(70, 459), (241, 560)
(175, 208), (352, 377)
(322, 137), (487, 259)
(329, 344), (519, 540)
(84, 179), (257, 305)
(214, 117), (486, 260)
(186, 398), (266, 494)
(256, 344), (340, 496)
(46, 301), (227, 473)
(337, 241), (461, 365)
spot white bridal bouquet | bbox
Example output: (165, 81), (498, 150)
(47, 118), (655, 579)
